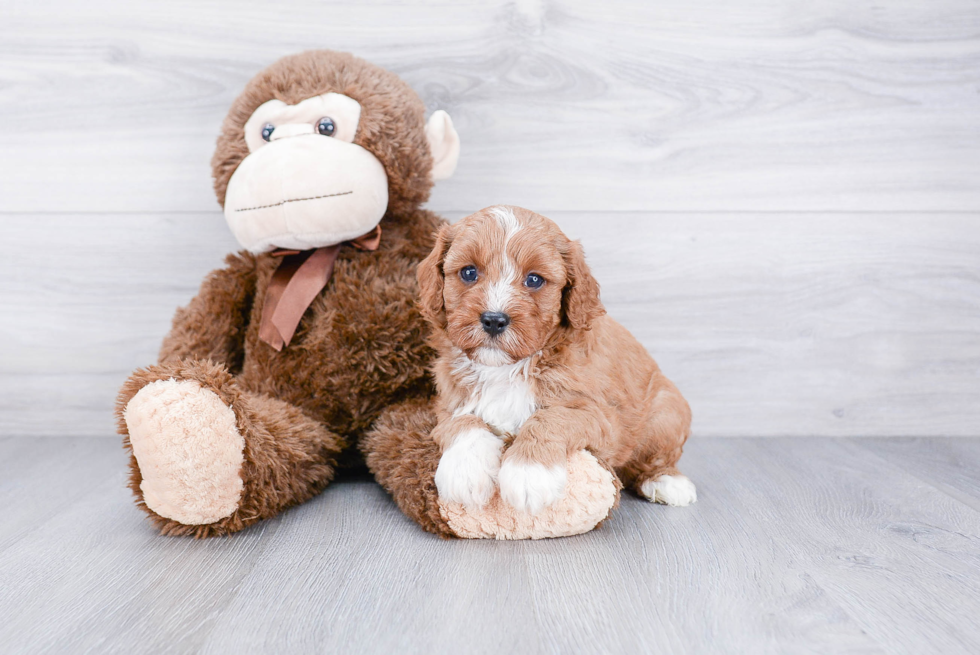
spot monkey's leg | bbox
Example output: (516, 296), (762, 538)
(117, 360), (343, 537)
(359, 398), (455, 538)
(362, 398), (622, 540)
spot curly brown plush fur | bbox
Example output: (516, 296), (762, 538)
(118, 51), (623, 540)
(117, 360), (343, 537)
(117, 50), (455, 537)
(360, 398), (456, 539)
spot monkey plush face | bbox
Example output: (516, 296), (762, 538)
(224, 92), (388, 252)
(212, 50), (460, 254)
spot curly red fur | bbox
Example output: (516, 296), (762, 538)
(419, 206), (692, 492)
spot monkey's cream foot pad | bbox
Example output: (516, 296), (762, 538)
(439, 450), (619, 539)
(124, 379), (245, 525)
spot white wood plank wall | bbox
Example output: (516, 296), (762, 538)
(1, 0), (977, 437)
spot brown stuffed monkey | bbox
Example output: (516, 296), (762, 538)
(116, 50), (619, 539)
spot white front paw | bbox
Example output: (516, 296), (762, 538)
(498, 458), (567, 515)
(640, 474), (697, 507)
(435, 428), (503, 509)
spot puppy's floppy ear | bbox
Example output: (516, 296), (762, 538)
(561, 239), (605, 330)
(417, 223), (454, 328)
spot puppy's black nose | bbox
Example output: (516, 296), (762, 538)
(480, 311), (510, 336)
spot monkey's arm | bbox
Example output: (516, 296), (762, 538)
(158, 251), (258, 372)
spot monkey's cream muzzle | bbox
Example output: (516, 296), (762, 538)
(224, 133), (388, 253)
(223, 91), (460, 256)
(223, 92), (389, 254)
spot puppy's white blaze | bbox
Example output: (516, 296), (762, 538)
(435, 428), (504, 509)
(451, 351), (536, 435)
(489, 205), (520, 235)
(485, 278), (515, 314)
(483, 206), (522, 313)
(640, 474), (697, 507)
(498, 458), (567, 515)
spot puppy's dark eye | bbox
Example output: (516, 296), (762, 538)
(459, 265), (479, 283)
(317, 117), (336, 136)
(524, 273), (545, 289)
(261, 123), (275, 142)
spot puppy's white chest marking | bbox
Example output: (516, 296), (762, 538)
(451, 354), (536, 435)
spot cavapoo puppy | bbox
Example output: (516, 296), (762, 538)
(417, 205), (696, 515)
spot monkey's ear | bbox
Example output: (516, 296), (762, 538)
(417, 223), (454, 328)
(425, 110), (460, 181)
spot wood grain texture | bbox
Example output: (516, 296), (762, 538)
(2, 211), (977, 438)
(852, 438), (980, 512)
(0, 2), (976, 440)
(706, 438), (980, 654)
(0, 437), (126, 551)
(0, 0), (978, 213)
(0, 437), (978, 653)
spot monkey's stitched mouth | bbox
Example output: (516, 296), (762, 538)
(235, 190), (354, 213)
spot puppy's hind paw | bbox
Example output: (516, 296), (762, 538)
(640, 474), (697, 507)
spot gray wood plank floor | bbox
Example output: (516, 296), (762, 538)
(1, 437), (978, 654)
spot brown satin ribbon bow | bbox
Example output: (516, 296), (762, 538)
(258, 224), (382, 351)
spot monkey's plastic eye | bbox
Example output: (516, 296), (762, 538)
(459, 266), (478, 283)
(261, 123), (275, 142)
(524, 273), (545, 289)
(317, 117), (336, 136)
